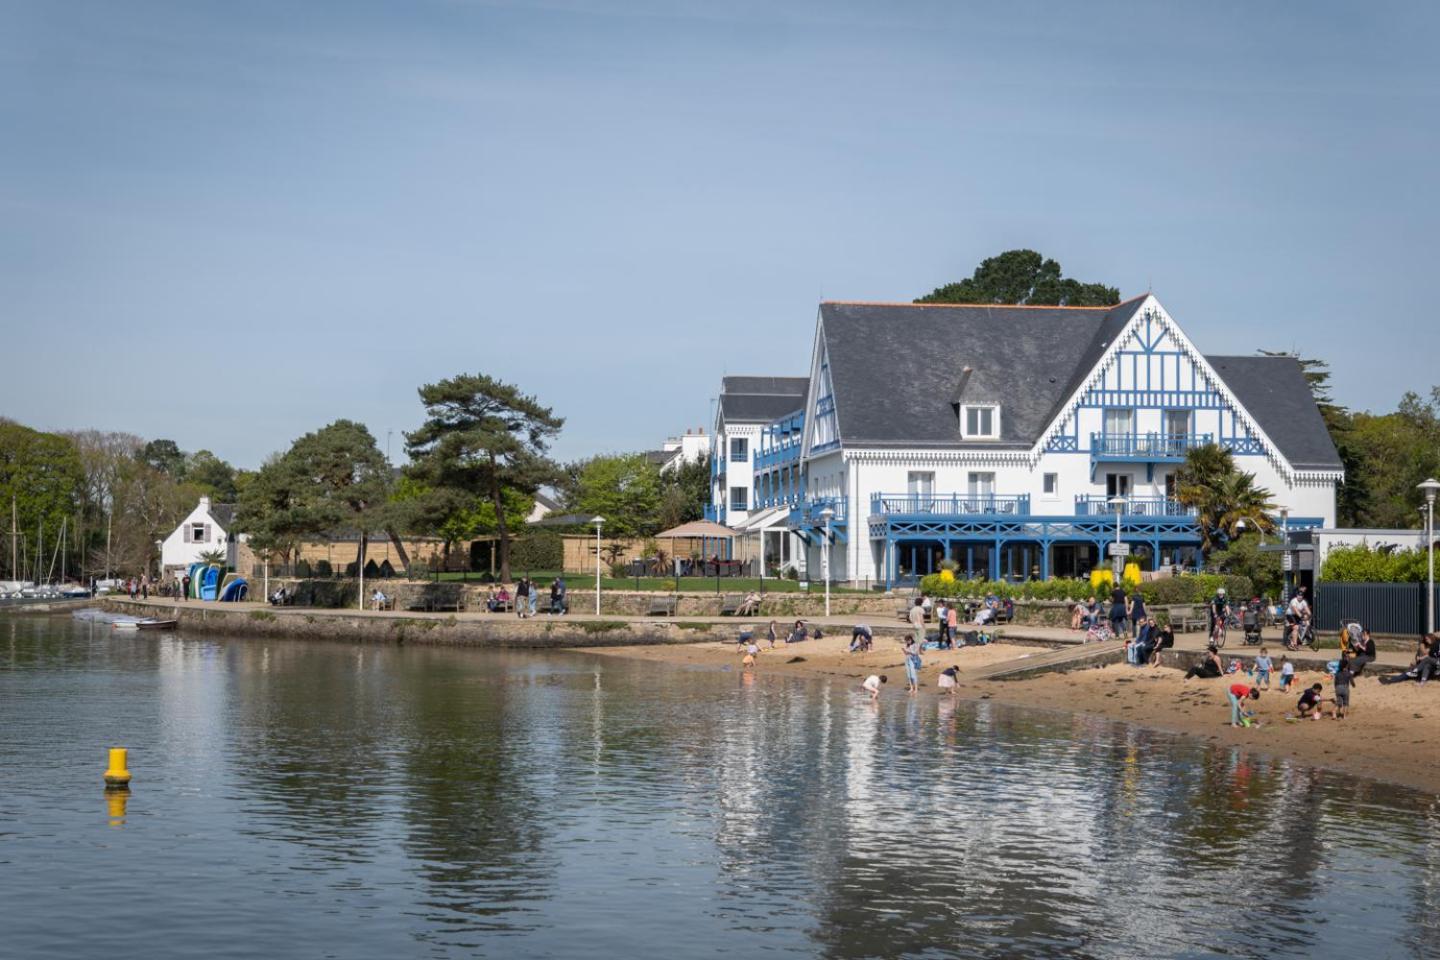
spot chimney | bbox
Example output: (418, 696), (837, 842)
(952, 366), (973, 405)
(199, 496), (211, 511)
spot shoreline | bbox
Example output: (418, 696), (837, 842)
(578, 636), (1440, 797)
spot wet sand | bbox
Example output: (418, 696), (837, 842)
(582, 635), (1440, 796)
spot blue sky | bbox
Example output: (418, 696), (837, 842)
(3, 0), (1437, 468)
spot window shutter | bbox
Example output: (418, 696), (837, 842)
(183, 525), (190, 543)
(205, 524), (212, 542)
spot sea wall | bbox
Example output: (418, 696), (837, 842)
(98, 599), (737, 649)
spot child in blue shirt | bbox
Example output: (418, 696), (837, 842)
(1254, 648), (1274, 690)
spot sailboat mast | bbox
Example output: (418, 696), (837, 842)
(8, 497), (14, 581)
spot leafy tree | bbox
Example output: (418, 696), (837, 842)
(1174, 444), (1275, 552)
(284, 420), (391, 569)
(657, 453), (711, 529)
(236, 452), (305, 566)
(567, 453), (663, 539)
(916, 249), (1120, 306)
(406, 374), (563, 582)
(184, 449), (238, 501)
(1343, 387), (1440, 528)
(1204, 531), (1282, 596)
(138, 438), (186, 478)
(0, 421), (85, 578)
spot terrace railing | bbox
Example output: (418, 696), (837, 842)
(788, 496), (848, 528)
(1074, 495), (1195, 517)
(1089, 432), (1214, 460)
(871, 493), (1031, 516)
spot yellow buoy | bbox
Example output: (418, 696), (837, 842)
(106, 788), (129, 823)
(103, 747), (131, 788)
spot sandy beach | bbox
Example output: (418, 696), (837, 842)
(583, 634), (1440, 796)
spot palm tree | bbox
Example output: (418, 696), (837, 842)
(197, 548), (227, 567)
(1174, 444), (1276, 550)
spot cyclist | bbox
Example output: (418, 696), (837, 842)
(1208, 587), (1231, 645)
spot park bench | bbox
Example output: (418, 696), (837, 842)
(371, 597), (395, 612)
(718, 594), (745, 616)
(646, 595), (678, 617)
(1172, 605), (1208, 633)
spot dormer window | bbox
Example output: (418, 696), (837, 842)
(960, 404), (1000, 440)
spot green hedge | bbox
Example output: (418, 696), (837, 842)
(1320, 544), (1429, 583)
(510, 530), (564, 572)
(917, 573), (1254, 605)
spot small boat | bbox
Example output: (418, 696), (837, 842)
(111, 620), (141, 631)
(135, 619), (178, 630)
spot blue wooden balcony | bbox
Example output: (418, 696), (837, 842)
(1090, 432), (1214, 462)
(1074, 495), (1194, 517)
(870, 493), (1031, 517)
(788, 497), (848, 529)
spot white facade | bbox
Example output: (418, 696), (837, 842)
(778, 295), (1341, 586)
(160, 497), (235, 575)
(658, 429), (709, 472)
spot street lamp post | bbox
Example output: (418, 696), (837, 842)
(1419, 479), (1440, 634)
(1278, 506), (1290, 601)
(818, 506), (835, 618)
(591, 516), (605, 616)
(1107, 496), (1126, 582)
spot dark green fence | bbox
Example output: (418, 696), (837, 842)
(1316, 582), (1440, 636)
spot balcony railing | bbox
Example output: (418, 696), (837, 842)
(1074, 495), (1194, 517)
(755, 439), (803, 469)
(871, 493), (1031, 517)
(1089, 432), (1214, 460)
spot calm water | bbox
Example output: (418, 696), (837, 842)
(2, 617), (1439, 959)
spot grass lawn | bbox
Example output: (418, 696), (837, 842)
(432, 571), (875, 594)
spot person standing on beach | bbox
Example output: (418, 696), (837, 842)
(936, 600), (950, 648)
(766, 620), (778, 649)
(1333, 655), (1354, 719)
(908, 598), (925, 648)
(901, 635), (922, 694)
(1254, 648), (1273, 689)
(1279, 656), (1295, 691)
(861, 674), (887, 700)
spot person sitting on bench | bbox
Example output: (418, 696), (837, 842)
(737, 591), (761, 617)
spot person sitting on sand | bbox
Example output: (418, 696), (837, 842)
(1381, 632), (1440, 685)
(850, 624), (873, 653)
(787, 620), (808, 644)
(937, 665), (960, 696)
(1227, 682), (1260, 727)
(861, 674), (887, 700)
(1349, 629), (1377, 678)
(1294, 682), (1335, 720)
(1184, 644), (1225, 681)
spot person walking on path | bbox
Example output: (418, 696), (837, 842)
(1127, 588), (1146, 638)
(515, 578), (530, 619)
(1109, 582), (1128, 638)
(1227, 682), (1260, 727)
(180, 574), (190, 602)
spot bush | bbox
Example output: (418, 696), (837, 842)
(315, 559), (333, 577)
(295, 559), (312, 579)
(511, 530), (564, 572)
(915, 572), (1254, 605)
(1321, 544), (1429, 583)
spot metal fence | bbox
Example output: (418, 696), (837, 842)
(1316, 582), (1440, 637)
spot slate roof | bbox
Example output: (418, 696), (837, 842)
(1206, 355), (1342, 470)
(209, 503), (235, 530)
(819, 298), (1146, 448)
(816, 298), (1341, 471)
(718, 375), (809, 423)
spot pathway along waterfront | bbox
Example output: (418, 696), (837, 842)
(1, 613), (1438, 959)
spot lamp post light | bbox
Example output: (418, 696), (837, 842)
(1107, 495), (1126, 582)
(1279, 506), (1291, 601)
(818, 506), (835, 618)
(1419, 479), (1440, 634)
(591, 516), (605, 616)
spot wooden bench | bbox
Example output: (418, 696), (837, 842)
(371, 597), (395, 612)
(718, 594), (744, 616)
(646, 595), (678, 617)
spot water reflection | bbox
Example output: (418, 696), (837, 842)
(0, 617), (1437, 959)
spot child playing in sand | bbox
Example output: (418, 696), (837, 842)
(1279, 656), (1295, 691)
(1227, 682), (1260, 727)
(1254, 648), (1273, 690)
(1293, 682), (1334, 720)
(861, 674), (887, 700)
(1333, 656), (1354, 720)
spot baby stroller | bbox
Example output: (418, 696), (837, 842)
(1242, 601), (1262, 645)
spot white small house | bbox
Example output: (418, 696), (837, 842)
(161, 496), (236, 577)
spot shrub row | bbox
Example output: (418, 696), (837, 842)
(917, 572), (1255, 605)
(1320, 544), (1430, 583)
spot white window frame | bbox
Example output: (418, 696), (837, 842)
(191, 522), (207, 543)
(729, 437), (748, 463)
(1042, 473), (1059, 497)
(967, 472), (996, 498)
(729, 486), (748, 511)
(960, 404), (1000, 440)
